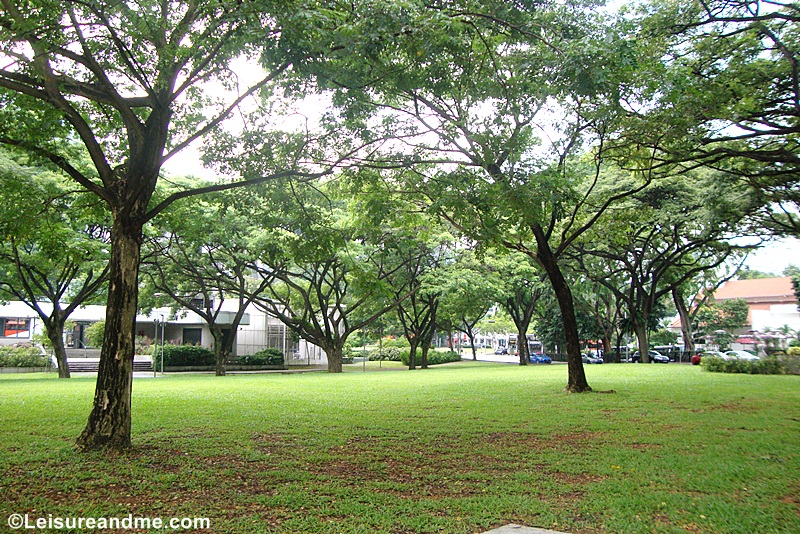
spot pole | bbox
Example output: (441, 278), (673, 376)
(153, 317), (157, 378)
(160, 314), (165, 375)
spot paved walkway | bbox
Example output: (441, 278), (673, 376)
(482, 525), (569, 534)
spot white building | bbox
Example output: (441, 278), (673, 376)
(0, 300), (325, 366)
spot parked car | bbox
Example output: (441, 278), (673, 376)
(631, 350), (670, 363)
(529, 353), (552, 364)
(724, 350), (760, 361)
(582, 353), (604, 364)
(494, 347), (508, 355)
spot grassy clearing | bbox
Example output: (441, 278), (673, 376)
(1, 363), (799, 533)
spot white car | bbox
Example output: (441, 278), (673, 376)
(724, 350), (760, 361)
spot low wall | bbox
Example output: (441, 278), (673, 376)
(162, 364), (288, 372)
(0, 367), (51, 374)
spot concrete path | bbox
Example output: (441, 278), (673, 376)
(482, 525), (569, 534)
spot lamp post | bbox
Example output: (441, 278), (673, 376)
(159, 314), (165, 375)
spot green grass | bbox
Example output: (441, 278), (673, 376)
(1, 363), (799, 533)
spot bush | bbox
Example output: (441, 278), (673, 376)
(238, 348), (284, 366)
(382, 337), (410, 349)
(701, 355), (799, 375)
(85, 320), (105, 347)
(400, 349), (461, 366)
(366, 347), (403, 361)
(0, 346), (49, 367)
(153, 345), (215, 368)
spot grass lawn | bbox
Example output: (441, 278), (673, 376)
(1, 362), (798, 533)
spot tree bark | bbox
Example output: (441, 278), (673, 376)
(76, 222), (140, 450)
(532, 226), (591, 392)
(46, 319), (70, 378)
(633, 321), (650, 363)
(407, 339), (419, 370)
(672, 287), (695, 354)
(517, 326), (529, 365)
(326, 345), (343, 373)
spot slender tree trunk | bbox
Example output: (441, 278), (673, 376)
(517, 326), (529, 365)
(420, 343), (430, 368)
(76, 222), (140, 450)
(468, 332), (478, 361)
(672, 287), (695, 354)
(533, 226), (590, 392)
(633, 321), (650, 363)
(408, 339), (419, 370)
(211, 329), (227, 377)
(46, 320), (70, 378)
(214, 347), (227, 376)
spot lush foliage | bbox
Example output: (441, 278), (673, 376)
(701, 355), (799, 375)
(84, 321), (105, 348)
(0, 346), (48, 367)
(400, 349), (461, 366)
(238, 348), (284, 367)
(364, 347), (403, 362)
(696, 298), (750, 349)
(153, 345), (215, 368)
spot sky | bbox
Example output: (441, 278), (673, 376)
(741, 237), (800, 275)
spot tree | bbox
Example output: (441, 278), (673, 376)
(571, 176), (748, 361)
(437, 252), (497, 362)
(0, 152), (109, 378)
(489, 251), (547, 365)
(671, 260), (744, 354)
(244, 180), (416, 373)
(619, 1), (799, 239)
(0, 0), (346, 450)
(572, 279), (624, 360)
(345, 173), (455, 370)
(696, 298), (750, 350)
(141, 188), (276, 376)
(309, 1), (655, 391)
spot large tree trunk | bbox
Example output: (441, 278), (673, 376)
(76, 222), (140, 451)
(672, 287), (695, 354)
(326, 344), (343, 373)
(533, 226), (590, 392)
(46, 319), (70, 378)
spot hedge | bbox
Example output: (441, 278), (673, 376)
(701, 355), (800, 375)
(365, 347), (403, 362)
(400, 350), (461, 366)
(153, 345), (215, 368)
(238, 348), (284, 366)
(0, 346), (49, 368)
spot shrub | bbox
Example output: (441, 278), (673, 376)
(153, 345), (215, 368)
(366, 347), (403, 361)
(238, 348), (284, 366)
(0, 346), (49, 367)
(400, 349), (461, 366)
(382, 337), (410, 349)
(701, 354), (799, 375)
(85, 320), (105, 347)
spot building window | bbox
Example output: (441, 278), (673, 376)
(1, 318), (31, 338)
(183, 328), (202, 345)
